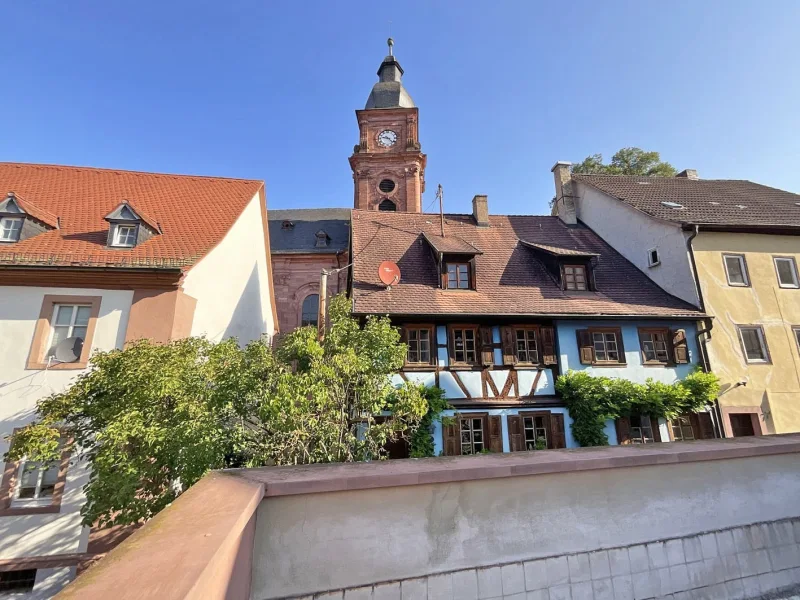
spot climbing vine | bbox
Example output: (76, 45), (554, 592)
(555, 369), (720, 447)
(409, 386), (452, 458)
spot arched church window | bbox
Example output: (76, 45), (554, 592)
(301, 294), (319, 327)
(379, 199), (397, 212)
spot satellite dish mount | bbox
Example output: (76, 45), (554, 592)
(379, 261), (401, 289)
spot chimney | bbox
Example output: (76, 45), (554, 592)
(551, 161), (577, 226)
(472, 194), (489, 227)
(676, 169), (699, 180)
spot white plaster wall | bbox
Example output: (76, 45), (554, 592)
(0, 286), (133, 560)
(251, 453), (800, 598)
(574, 182), (700, 307)
(182, 192), (275, 344)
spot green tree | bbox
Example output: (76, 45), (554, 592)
(4, 294), (427, 526)
(572, 147), (677, 177)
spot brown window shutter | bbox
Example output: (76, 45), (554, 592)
(507, 415), (523, 452)
(695, 412), (715, 439)
(443, 417), (461, 456)
(672, 329), (689, 364)
(488, 415), (503, 453)
(480, 326), (494, 366)
(650, 417), (662, 442)
(615, 328), (627, 364)
(440, 259), (448, 289)
(400, 326), (408, 344)
(468, 258), (477, 290)
(501, 327), (517, 365)
(577, 329), (594, 365)
(615, 417), (632, 445)
(541, 326), (557, 365)
(637, 328), (648, 363)
(550, 413), (566, 449)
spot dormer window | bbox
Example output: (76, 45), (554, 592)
(0, 217), (23, 242)
(0, 192), (58, 243)
(315, 230), (330, 248)
(519, 240), (598, 293)
(113, 224), (138, 247)
(104, 201), (160, 249)
(281, 220), (294, 230)
(563, 264), (587, 291)
(446, 263), (470, 289)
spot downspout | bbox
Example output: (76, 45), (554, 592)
(686, 224), (724, 437)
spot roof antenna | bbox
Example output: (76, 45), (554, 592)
(436, 184), (445, 237)
(387, 36), (394, 57)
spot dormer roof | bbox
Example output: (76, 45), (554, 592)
(422, 232), (482, 256)
(518, 240), (599, 258)
(0, 192), (59, 229)
(104, 200), (161, 233)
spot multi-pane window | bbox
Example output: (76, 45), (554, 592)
(451, 327), (477, 364)
(301, 294), (319, 327)
(515, 328), (539, 363)
(523, 415), (548, 450)
(460, 417), (485, 455)
(737, 326), (769, 363)
(671, 416), (695, 442)
(0, 569), (37, 594)
(12, 440), (64, 507)
(112, 224), (137, 247)
(630, 415), (654, 444)
(774, 257), (799, 288)
(47, 304), (91, 358)
(406, 327), (432, 364)
(446, 263), (469, 289)
(592, 331), (620, 363)
(0, 217), (23, 242)
(563, 265), (587, 291)
(640, 329), (670, 364)
(723, 254), (749, 286)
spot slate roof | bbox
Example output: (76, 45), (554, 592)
(268, 208), (350, 254)
(422, 232), (482, 255)
(0, 162), (264, 269)
(573, 174), (800, 228)
(519, 240), (599, 257)
(1, 192), (60, 229)
(351, 210), (704, 317)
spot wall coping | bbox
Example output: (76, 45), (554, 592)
(231, 433), (800, 497)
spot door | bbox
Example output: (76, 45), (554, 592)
(729, 413), (756, 437)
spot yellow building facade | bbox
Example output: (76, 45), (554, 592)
(693, 232), (800, 435)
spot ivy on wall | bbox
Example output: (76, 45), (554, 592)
(555, 369), (720, 447)
(409, 386), (452, 458)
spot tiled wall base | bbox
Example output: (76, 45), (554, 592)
(284, 518), (800, 600)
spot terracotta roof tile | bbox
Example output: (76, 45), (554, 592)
(422, 232), (482, 255)
(0, 162), (263, 269)
(519, 240), (599, 257)
(7, 192), (60, 229)
(351, 210), (703, 318)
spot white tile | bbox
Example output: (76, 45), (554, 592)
(318, 593), (345, 600)
(345, 587), (373, 600)
(590, 551), (611, 581)
(669, 565), (689, 593)
(724, 579), (745, 600)
(628, 546), (649, 575)
(698, 534), (717, 560)
(608, 549), (630, 577)
(505, 594), (527, 600)
(374, 582), (401, 600)
(527, 590), (550, 600)
(647, 542), (669, 570)
(611, 575), (632, 600)
(569, 554), (592, 584)
(665, 540), (685, 567)
(427, 573), (453, 600)
(452, 570), (478, 600)
(714, 531), (736, 557)
(478, 567), (503, 600)
(592, 578), (613, 600)
(502, 564), (526, 596)
(682, 538), (702, 565)
(656, 567), (672, 596)
(549, 584), (572, 600)
(570, 581), (593, 600)
(546, 557), (571, 587)
(731, 528), (750, 553)
(633, 571), (657, 600)
(401, 578), (427, 600)
(524, 560), (548, 591)
(740, 575), (761, 598)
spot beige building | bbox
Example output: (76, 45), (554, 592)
(552, 165), (800, 436)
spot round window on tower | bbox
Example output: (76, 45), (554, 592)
(379, 179), (396, 193)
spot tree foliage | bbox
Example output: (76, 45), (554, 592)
(572, 147), (677, 177)
(4, 294), (428, 527)
(409, 386), (451, 458)
(555, 369), (720, 447)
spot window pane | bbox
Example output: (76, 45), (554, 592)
(725, 256), (746, 284)
(776, 259), (798, 286)
(301, 295), (319, 326)
(741, 328), (766, 361)
(18, 464), (40, 498)
(47, 325), (70, 355)
(75, 306), (91, 326)
(71, 326), (88, 342)
(55, 305), (74, 326)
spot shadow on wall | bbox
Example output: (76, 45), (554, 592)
(222, 264), (265, 344)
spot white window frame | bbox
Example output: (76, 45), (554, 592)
(0, 216), (23, 242)
(773, 257), (799, 289)
(12, 458), (60, 507)
(647, 247), (660, 267)
(737, 325), (770, 364)
(723, 254), (749, 287)
(112, 223), (138, 248)
(46, 303), (91, 358)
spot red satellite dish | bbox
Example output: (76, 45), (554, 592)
(379, 260), (401, 286)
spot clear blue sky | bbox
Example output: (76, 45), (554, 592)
(2, 1), (799, 215)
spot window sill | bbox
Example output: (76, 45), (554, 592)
(744, 360), (772, 365)
(727, 283), (750, 288)
(641, 362), (673, 368)
(514, 364), (544, 370)
(0, 505), (61, 517)
(448, 364), (480, 370)
(589, 363), (628, 368)
(403, 365), (436, 371)
(778, 285), (799, 289)
(26, 361), (88, 371)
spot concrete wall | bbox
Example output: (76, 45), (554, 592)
(183, 192), (276, 344)
(693, 232), (800, 435)
(250, 449), (800, 600)
(573, 182), (700, 308)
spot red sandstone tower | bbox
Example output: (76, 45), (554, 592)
(349, 39), (426, 213)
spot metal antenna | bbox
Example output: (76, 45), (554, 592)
(387, 36), (394, 56)
(436, 184), (445, 237)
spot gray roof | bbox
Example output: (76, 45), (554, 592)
(365, 56), (415, 109)
(268, 208), (350, 254)
(574, 174), (800, 229)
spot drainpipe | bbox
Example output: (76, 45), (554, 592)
(686, 224), (724, 437)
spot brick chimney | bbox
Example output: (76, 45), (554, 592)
(551, 161), (577, 226)
(472, 194), (489, 227)
(676, 169), (699, 180)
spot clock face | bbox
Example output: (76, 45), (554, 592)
(377, 130), (398, 147)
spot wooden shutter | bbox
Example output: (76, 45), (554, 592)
(443, 417), (461, 456)
(440, 260), (448, 289)
(468, 258), (477, 290)
(507, 415), (524, 452)
(672, 329), (689, 364)
(616, 417), (632, 445)
(577, 329), (594, 364)
(488, 415), (503, 453)
(550, 413), (566, 449)
(501, 327), (517, 365)
(694, 412), (715, 439)
(650, 417), (662, 443)
(480, 326), (494, 366)
(541, 326), (557, 365)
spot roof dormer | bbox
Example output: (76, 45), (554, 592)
(315, 230), (330, 248)
(421, 232), (483, 291)
(104, 201), (160, 249)
(519, 240), (600, 292)
(0, 192), (59, 244)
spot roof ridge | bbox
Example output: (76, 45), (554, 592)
(0, 162), (263, 185)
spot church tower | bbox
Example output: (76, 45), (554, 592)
(349, 39), (426, 213)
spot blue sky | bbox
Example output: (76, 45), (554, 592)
(1, 1), (799, 215)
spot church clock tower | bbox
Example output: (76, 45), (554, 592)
(349, 39), (426, 213)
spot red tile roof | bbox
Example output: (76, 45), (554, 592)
(351, 210), (704, 318)
(10, 192), (60, 229)
(0, 163), (264, 269)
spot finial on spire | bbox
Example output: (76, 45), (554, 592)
(387, 37), (394, 56)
